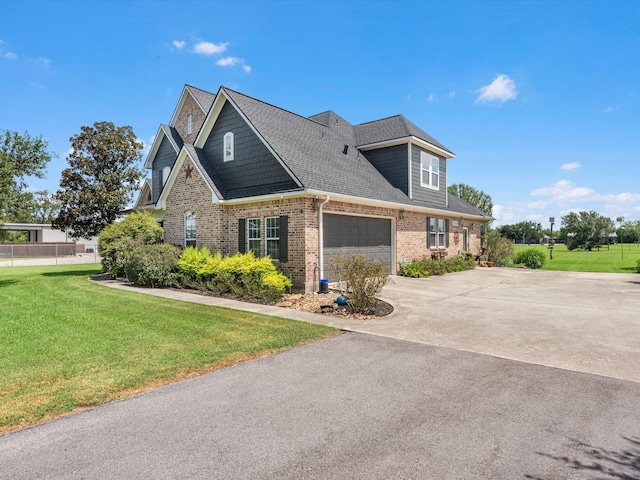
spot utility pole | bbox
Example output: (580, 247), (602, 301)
(616, 216), (624, 260)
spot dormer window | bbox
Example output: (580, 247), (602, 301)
(187, 114), (193, 134)
(420, 152), (439, 189)
(224, 132), (234, 161)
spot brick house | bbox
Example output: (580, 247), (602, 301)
(136, 85), (491, 292)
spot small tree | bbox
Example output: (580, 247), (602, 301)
(98, 210), (163, 278)
(447, 183), (493, 217)
(53, 121), (144, 238)
(331, 255), (390, 313)
(485, 230), (514, 266)
(562, 211), (614, 251)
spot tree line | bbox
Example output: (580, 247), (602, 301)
(0, 123), (143, 240)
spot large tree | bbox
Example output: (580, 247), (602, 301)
(447, 183), (493, 217)
(53, 122), (144, 238)
(562, 210), (614, 251)
(497, 220), (542, 244)
(30, 190), (61, 224)
(0, 130), (53, 223)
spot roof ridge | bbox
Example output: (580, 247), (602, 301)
(355, 114), (403, 127)
(221, 87), (329, 128)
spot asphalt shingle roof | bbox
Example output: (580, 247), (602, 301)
(185, 85), (216, 113)
(220, 87), (488, 218)
(160, 124), (184, 153)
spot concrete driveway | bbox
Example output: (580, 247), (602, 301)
(371, 268), (640, 383)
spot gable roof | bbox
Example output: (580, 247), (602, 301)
(143, 124), (183, 169)
(354, 115), (454, 156)
(185, 85), (216, 113)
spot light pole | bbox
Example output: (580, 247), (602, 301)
(549, 217), (555, 260)
(616, 216), (624, 260)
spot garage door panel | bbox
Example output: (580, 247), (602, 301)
(323, 213), (392, 279)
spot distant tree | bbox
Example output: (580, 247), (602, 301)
(562, 211), (614, 251)
(498, 221), (542, 244)
(0, 130), (53, 223)
(53, 122), (144, 239)
(30, 190), (61, 224)
(617, 220), (640, 244)
(447, 184), (493, 217)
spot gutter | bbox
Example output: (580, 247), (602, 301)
(317, 195), (330, 284)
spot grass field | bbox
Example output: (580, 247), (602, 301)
(513, 243), (640, 274)
(0, 264), (335, 433)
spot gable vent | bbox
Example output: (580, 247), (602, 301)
(321, 131), (325, 140)
(342, 145), (349, 155)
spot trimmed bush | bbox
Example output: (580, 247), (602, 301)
(514, 248), (546, 269)
(176, 248), (292, 301)
(397, 262), (429, 278)
(397, 255), (475, 278)
(124, 243), (181, 288)
(331, 255), (390, 313)
(98, 211), (163, 278)
(485, 230), (514, 266)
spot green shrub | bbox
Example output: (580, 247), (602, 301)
(485, 230), (514, 266)
(514, 248), (547, 269)
(331, 255), (390, 313)
(397, 262), (429, 278)
(636, 259), (640, 274)
(98, 211), (163, 278)
(176, 248), (292, 300)
(124, 243), (181, 288)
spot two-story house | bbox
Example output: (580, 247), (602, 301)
(136, 85), (491, 292)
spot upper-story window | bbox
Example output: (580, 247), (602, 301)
(162, 166), (171, 186)
(420, 152), (439, 189)
(187, 114), (193, 134)
(224, 132), (234, 161)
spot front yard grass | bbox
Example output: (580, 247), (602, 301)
(513, 243), (640, 274)
(0, 264), (335, 434)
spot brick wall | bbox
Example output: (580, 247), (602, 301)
(174, 93), (207, 145)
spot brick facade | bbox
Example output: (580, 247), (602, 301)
(163, 169), (484, 293)
(174, 94), (207, 145)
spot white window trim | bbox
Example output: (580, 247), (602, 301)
(420, 151), (439, 190)
(223, 131), (234, 161)
(437, 218), (446, 248)
(428, 217), (437, 248)
(265, 216), (279, 261)
(247, 218), (261, 254)
(184, 211), (196, 247)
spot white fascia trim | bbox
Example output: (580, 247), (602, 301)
(358, 136), (455, 159)
(143, 125), (167, 169)
(184, 85), (209, 114)
(194, 89), (226, 147)
(155, 147), (220, 209)
(305, 189), (489, 221)
(219, 190), (307, 206)
(169, 85), (208, 127)
(216, 89), (304, 188)
(134, 180), (152, 208)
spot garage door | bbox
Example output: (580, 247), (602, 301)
(323, 213), (392, 279)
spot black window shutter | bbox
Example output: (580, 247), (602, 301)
(238, 219), (246, 253)
(279, 215), (288, 262)
(445, 219), (450, 248)
(426, 217), (431, 247)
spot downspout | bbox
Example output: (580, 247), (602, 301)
(317, 195), (330, 284)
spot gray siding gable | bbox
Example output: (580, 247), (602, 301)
(201, 101), (298, 198)
(364, 144), (409, 195)
(151, 136), (179, 203)
(410, 145), (447, 205)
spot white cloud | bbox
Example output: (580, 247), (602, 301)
(37, 57), (51, 67)
(530, 180), (595, 206)
(173, 40), (186, 49)
(476, 74), (518, 103)
(603, 105), (619, 113)
(427, 94), (435, 102)
(194, 41), (228, 55)
(526, 200), (547, 209)
(3, 51), (17, 59)
(216, 56), (251, 73)
(446, 90), (456, 98)
(561, 162), (581, 171)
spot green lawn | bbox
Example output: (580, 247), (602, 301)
(513, 243), (640, 274)
(0, 264), (334, 433)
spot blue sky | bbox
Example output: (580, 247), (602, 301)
(1, 0), (638, 227)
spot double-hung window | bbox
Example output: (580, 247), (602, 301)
(223, 132), (234, 161)
(427, 217), (448, 248)
(247, 218), (261, 254)
(265, 216), (280, 260)
(185, 211), (196, 247)
(427, 217), (437, 248)
(438, 219), (446, 247)
(420, 152), (439, 189)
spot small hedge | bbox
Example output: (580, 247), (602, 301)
(124, 243), (181, 287)
(514, 248), (546, 269)
(398, 254), (475, 278)
(330, 255), (390, 313)
(177, 247), (292, 301)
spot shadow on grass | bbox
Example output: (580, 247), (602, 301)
(41, 268), (102, 278)
(0, 279), (19, 287)
(526, 435), (640, 480)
